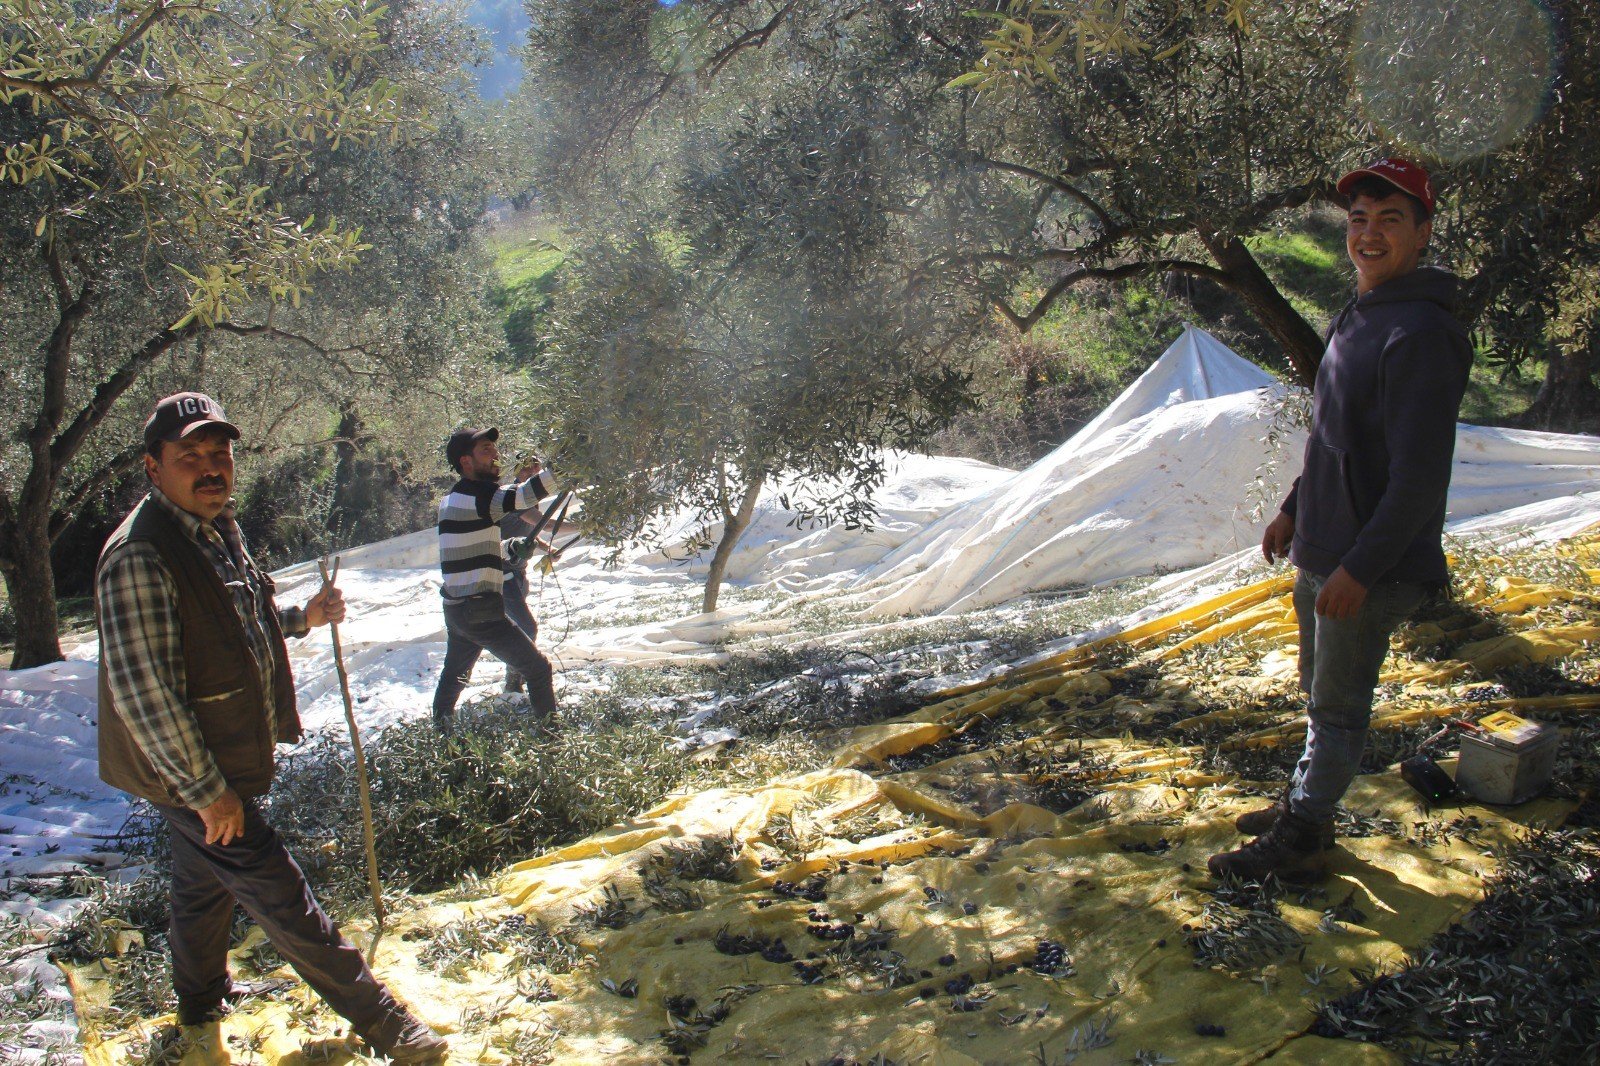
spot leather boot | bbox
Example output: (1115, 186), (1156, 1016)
(1209, 808), (1335, 884)
(1234, 789), (1335, 848)
(366, 1014), (449, 1064)
(1234, 790), (1290, 835)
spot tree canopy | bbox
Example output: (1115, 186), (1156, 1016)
(0, 0), (509, 666)
(520, 0), (1020, 609)
(965, 0), (1600, 408)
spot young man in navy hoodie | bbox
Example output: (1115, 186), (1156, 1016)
(1210, 158), (1473, 883)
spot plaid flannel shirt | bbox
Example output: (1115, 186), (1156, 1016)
(97, 489), (307, 809)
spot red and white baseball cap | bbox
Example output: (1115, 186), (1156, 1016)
(1337, 157), (1436, 215)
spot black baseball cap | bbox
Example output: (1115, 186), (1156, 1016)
(446, 426), (498, 471)
(143, 392), (240, 448)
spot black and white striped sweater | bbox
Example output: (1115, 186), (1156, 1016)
(436, 472), (557, 602)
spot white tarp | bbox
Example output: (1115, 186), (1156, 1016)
(10, 325), (1600, 886)
(842, 325), (1600, 615)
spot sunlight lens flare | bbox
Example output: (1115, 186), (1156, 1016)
(1351, 0), (1557, 162)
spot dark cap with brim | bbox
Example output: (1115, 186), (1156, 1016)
(446, 426), (498, 471)
(144, 392), (240, 448)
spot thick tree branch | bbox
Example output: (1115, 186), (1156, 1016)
(975, 155), (1120, 232)
(45, 242), (75, 309)
(1232, 177), (1340, 235)
(715, 463), (735, 524)
(33, 266), (98, 467)
(48, 445), (145, 543)
(49, 324), (196, 480)
(86, 1), (172, 84)
(995, 259), (1232, 334)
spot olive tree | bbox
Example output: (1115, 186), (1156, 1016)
(0, 0), (498, 666)
(520, 0), (1017, 610)
(969, 0), (1600, 406)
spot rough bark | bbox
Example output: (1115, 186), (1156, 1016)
(7, 260), (94, 668)
(702, 471), (765, 614)
(2, 510), (64, 670)
(2, 264), (195, 667)
(1200, 234), (1325, 386)
(328, 401), (365, 539)
(1515, 343), (1600, 432)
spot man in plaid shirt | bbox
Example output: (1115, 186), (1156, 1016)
(96, 393), (446, 1063)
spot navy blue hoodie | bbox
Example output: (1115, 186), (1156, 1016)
(1283, 265), (1473, 586)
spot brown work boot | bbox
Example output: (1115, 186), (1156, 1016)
(1209, 808), (1334, 884)
(1234, 791), (1335, 848)
(1234, 792), (1289, 835)
(368, 1016), (448, 1064)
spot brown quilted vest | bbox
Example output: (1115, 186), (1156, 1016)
(96, 496), (301, 807)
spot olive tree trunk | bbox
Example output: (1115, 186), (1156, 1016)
(1201, 234), (1326, 386)
(702, 471), (765, 614)
(1516, 342), (1600, 432)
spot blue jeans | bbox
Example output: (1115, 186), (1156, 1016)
(1287, 569), (1426, 823)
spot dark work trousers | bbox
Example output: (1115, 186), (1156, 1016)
(159, 800), (409, 1043)
(432, 591), (557, 727)
(502, 569), (537, 693)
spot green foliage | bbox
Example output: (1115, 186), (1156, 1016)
(519, 0), (1026, 606)
(1, 0), (517, 663)
(1, 0), (418, 325)
(271, 707), (689, 892)
(961, 0), (1257, 90)
(971, 0), (1600, 406)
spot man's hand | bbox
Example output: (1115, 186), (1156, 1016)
(515, 458), (543, 483)
(1315, 566), (1368, 619)
(304, 583), (345, 628)
(198, 788), (245, 846)
(1261, 511), (1295, 563)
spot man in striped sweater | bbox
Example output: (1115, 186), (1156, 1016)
(433, 426), (560, 732)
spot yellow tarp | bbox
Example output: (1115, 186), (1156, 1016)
(73, 529), (1600, 1065)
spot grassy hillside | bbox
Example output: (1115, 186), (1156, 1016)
(486, 212), (568, 363)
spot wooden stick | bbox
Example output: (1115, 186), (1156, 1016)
(318, 556), (386, 964)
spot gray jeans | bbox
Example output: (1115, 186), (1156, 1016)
(1287, 569), (1427, 823)
(433, 592), (556, 725)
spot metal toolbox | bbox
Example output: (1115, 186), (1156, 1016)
(1455, 711), (1559, 805)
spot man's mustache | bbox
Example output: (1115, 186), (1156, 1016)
(193, 476), (227, 491)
